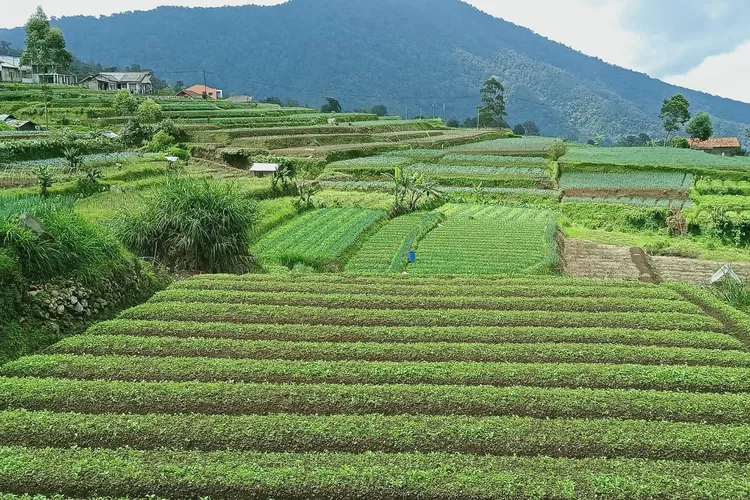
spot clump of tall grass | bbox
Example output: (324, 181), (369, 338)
(0, 195), (125, 284)
(112, 176), (258, 274)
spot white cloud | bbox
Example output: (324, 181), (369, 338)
(664, 42), (750, 104)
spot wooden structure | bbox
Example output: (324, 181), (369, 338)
(250, 163), (279, 178)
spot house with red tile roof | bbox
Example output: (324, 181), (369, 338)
(688, 137), (741, 156)
(176, 84), (223, 100)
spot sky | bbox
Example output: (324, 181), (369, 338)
(2, 0), (749, 103)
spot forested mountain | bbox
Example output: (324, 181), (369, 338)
(2, 0), (749, 141)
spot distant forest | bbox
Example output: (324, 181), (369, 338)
(1, 0), (748, 143)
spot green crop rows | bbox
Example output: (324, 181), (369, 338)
(252, 208), (386, 269)
(0, 273), (749, 497)
(346, 212), (441, 272)
(447, 137), (556, 155)
(408, 204), (558, 274)
(559, 171), (691, 190)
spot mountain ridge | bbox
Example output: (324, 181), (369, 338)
(1, 0), (748, 142)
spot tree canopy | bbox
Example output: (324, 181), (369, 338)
(512, 124), (526, 135)
(370, 105), (388, 116)
(321, 97), (342, 114)
(659, 94), (691, 145)
(686, 112), (713, 142)
(479, 77), (507, 128)
(20, 7), (73, 74)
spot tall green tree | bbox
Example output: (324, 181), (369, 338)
(321, 97), (342, 113)
(686, 112), (713, 142)
(479, 77), (507, 128)
(659, 94), (691, 146)
(521, 121), (540, 135)
(136, 98), (164, 124)
(370, 104), (388, 116)
(20, 7), (73, 83)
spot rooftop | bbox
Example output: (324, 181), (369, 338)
(688, 137), (741, 150)
(250, 163), (280, 172)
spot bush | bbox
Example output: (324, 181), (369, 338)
(670, 136), (690, 148)
(112, 177), (259, 273)
(147, 130), (176, 153)
(168, 147), (190, 161)
(119, 120), (149, 147)
(548, 140), (567, 161)
(137, 98), (164, 124)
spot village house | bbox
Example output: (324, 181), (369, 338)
(79, 72), (154, 94)
(0, 114), (40, 131)
(176, 84), (224, 100)
(688, 137), (742, 157)
(0, 56), (75, 85)
(0, 57), (21, 83)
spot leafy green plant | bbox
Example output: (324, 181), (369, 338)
(112, 176), (258, 273)
(33, 164), (54, 197)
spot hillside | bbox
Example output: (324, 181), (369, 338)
(1, 0), (749, 142)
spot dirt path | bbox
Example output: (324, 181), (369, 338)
(561, 238), (650, 281)
(562, 236), (750, 285)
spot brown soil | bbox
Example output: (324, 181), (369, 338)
(561, 238), (644, 281)
(650, 257), (750, 285)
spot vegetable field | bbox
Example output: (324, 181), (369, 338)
(408, 204), (558, 274)
(447, 137), (556, 155)
(252, 208), (386, 269)
(0, 273), (749, 497)
(559, 172), (691, 191)
(562, 146), (750, 169)
(345, 212), (441, 273)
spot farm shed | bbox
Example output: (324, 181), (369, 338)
(688, 137), (741, 156)
(1, 114), (39, 130)
(250, 163), (279, 178)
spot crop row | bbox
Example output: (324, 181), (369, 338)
(87, 320), (742, 350)
(0, 378), (748, 422)
(9, 354), (750, 392)
(172, 277), (686, 300)
(345, 212), (440, 273)
(2, 410), (749, 462)
(44, 335), (750, 367)
(194, 272), (656, 288)
(120, 302), (723, 331)
(150, 289), (701, 315)
(409, 216), (556, 274)
(439, 154), (550, 167)
(253, 208), (386, 269)
(559, 172), (690, 190)
(448, 137), (556, 154)
(695, 178), (750, 196)
(1, 446), (748, 499)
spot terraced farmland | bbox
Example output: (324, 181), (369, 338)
(408, 204), (558, 275)
(447, 137), (556, 155)
(252, 208), (386, 270)
(1, 274), (750, 497)
(345, 212), (441, 272)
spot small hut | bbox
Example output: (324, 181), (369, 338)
(250, 163), (279, 178)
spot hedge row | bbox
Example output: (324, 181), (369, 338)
(120, 302), (723, 331)
(149, 289), (700, 314)
(45, 335), (750, 368)
(2, 410), (749, 462)
(85, 319), (745, 350)
(0, 447), (748, 499)
(8, 354), (750, 392)
(0, 378), (748, 423)
(173, 278), (685, 301)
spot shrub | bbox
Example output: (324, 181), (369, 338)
(119, 119), (149, 147)
(112, 176), (259, 273)
(147, 130), (175, 153)
(168, 147), (190, 161)
(670, 136), (690, 148)
(548, 140), (567, 161)
(137, 98), (164, 124)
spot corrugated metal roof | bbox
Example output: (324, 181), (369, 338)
(96, 72), (152, 84)
(250, 163), (280, 172)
